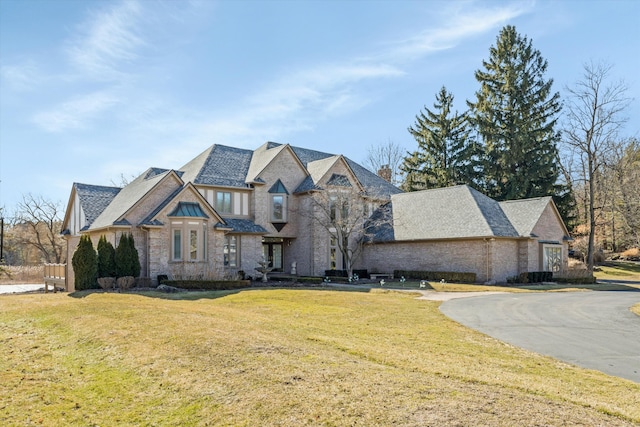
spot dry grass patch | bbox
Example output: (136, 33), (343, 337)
(632, 303), (640, 317)
(1, 289), (639, 426)
(0, 265), (43, 284)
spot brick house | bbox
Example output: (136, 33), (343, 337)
(61, 142), (570, 290)
(61, 142), (401, 290)
(358, 185), (571, 283)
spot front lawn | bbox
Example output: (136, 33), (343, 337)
(1, 289), (638, 426)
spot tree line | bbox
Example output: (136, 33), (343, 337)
(367, 25), (637, 270)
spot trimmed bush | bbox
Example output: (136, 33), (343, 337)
(295, 277), (324, 284)
(526, 271), (553, 283)
(117, 276), (135, 291)
(97, 277), (116, 290)
(72, 235), (98, 290)
(97, 235), (116, 278)
(393, 270), (476, 283)
(161, 280), (251, 291)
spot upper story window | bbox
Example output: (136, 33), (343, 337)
(268, 179), (289, 224)
(216, 191), (232, 214)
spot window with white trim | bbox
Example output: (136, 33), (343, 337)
(224, 235), (239, 267)
(171, 221), (207, 262)
(542, 244), (562, 272)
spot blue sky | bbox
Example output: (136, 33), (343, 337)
(1, 0), (638, 214)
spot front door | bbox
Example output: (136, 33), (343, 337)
(263, 242), (283, 272)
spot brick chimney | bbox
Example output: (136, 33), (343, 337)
(377, 165), (392, 183)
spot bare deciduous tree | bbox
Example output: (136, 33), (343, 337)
(364, 139), (405, 186)
(563, 62), (631, 269)
(13, 194), (66, 264)
(299, 185), (390, 278)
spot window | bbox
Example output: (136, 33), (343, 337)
(224, 235), (239, 267)
(271, 195), (285, 222)
(543, 245), (562, 272)
(171, 221), (207, 262)
(268, 179), (288, 223)
(216, 191), (232, 214)
(329, 196), (337, 221)
(172, 229), (182, 261)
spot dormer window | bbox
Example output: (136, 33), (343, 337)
(268, 179), (289, 231)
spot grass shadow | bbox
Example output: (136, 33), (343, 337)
(68, 282), (377, 301)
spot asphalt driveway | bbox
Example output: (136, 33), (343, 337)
(440, 291), (640, 383)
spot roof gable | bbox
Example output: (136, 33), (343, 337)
(499, 197), (552, 237)
(144, 182), (224, 226)
(62, 183), (121, 231)
(389, 185), (518, 241)
(246, 142), (307, 184)
(90, 168), (183, 230)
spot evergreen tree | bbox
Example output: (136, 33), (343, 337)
(115, 234), (132, 277)
(115, 233), (141, 277)
(71, 235), (97, 290)
(129, 233), (141, 278)
(468, 25), (563, 202)
(401, 86), (479, 191)
(97, 235), (116, 278)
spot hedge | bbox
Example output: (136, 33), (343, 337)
(393, 270), (476, 283)
(161, 280), (251, 290)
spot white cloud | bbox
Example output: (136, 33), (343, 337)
(0, 61), (41, 91)
(66, 0), (145, 80)
(382, 1), (535, 62)
(32, 91), (120, 132)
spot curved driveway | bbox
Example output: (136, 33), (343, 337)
(440, 291), (640, 383)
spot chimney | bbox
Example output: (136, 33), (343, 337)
(377, 165), (392, 183)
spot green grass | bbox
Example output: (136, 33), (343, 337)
(595, 261), (640, 281)
(1, 289), (639, 426)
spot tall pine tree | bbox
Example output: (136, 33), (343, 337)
(402, 86), (479, 191)
(468, 25), (563, 202)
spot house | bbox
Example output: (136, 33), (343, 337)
(61, 143), (571, 290)
(359, 185), (571, 283)
(61, 142), (401, 290)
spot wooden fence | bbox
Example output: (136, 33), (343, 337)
(44, 263), (66, 292)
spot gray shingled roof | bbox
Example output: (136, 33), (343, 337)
(218, 218), (268, 234)
(74, 183), (121, 229)
(284, 143), (402, 199)
(90, 168), (177, 230)
(500, 197), (553, 237)
(179, 145), (253, 187)
(369, 185), (520, 242)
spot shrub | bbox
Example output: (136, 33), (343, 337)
(97, 235), (116, 278)
(554, 269), (596, 284)
(526, 271), (553, 283)
(117, 276), (136, 291)
(393, 270), (476, 283)
(97, 277), (116, 290)
(72, 235), (98, 290)
(621, 247), (640, 261)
